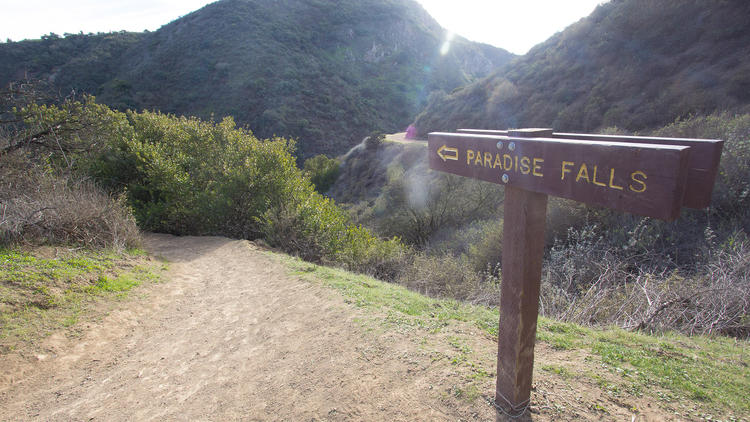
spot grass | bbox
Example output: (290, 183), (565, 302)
(0, 246), (165, 350)
(280, 254), (750, 417)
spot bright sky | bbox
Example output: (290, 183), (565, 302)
(0, 0), (607, 55)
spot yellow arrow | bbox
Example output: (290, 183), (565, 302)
(437, 145), (459, 162)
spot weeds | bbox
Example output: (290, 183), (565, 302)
(0, 246), (163, 348)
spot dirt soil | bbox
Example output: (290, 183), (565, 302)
(0, 234), (681, 421)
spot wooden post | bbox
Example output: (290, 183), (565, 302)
(495, 187), (548, 416)
(495, 129), (551, 416)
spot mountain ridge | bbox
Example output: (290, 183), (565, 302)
(413, 0), (750, 136)
(0, 0), (514, 157)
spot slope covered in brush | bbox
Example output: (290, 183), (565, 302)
(413, 0), (750, 135)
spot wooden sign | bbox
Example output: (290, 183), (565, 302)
(456, 129), (724, 209)
(427, 128), (723, 417)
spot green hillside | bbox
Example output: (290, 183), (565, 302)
(0, 0), (514, 157)
(413, 0), (750, 136)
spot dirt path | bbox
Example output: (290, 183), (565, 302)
(1, 234), (494, 421)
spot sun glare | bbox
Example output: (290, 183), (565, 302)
(440, 31), (454, 56)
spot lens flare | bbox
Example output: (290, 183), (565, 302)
(440, 31), (454, 56)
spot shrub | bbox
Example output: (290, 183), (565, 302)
(373, 168), (503, 248)
(261, 191), (409, 281)
(0, 155), (140, 249)
(397, 252), (480, 300)
(92, 112), (304, 239)
(539, 223), (750, 338)
(303, 154), (341, 194)
(0, 86), (139, 250)
(466, 220), (503, 272)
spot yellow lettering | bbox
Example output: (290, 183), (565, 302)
(474, 152), (483, 166)
(503, 154), (513, 171)
(609, 168), (623, 190)
(533, 158), (544, 177)
(561, 161), (574, 180)
(629, 171), (647, 193)
(576, 163), (590, 183)
(466, 150), (474, 165)
(592, 165), (607, 187)
(484, 152), (492, 168)
(493, 153), (502, 169)
(520, 156), (531, 174)
(514, 155), (519, 172)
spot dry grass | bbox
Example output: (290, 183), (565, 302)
(0, 154), (140, 250)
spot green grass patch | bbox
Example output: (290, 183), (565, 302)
(279, 253), (750, 416)
(541, 364), (573, 379)
(1, 246), (165, 349)
(284, 257), (498, 336)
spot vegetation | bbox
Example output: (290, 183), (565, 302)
(0, 0), (514, 158)
(0, 247), (164, 350)
(332, 112), (750, 338)
(1, 4), (748, 409)
(1, 82), (140, 249)
(414, 0), (750, 137)
(303, 154), (341, 194)
(1, 85), (407, 281)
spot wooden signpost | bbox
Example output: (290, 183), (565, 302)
(427, 128), (723, 417)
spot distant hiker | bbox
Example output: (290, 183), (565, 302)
(405, 124), (417, 140)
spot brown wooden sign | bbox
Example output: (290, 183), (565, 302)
(427, 128), (723, 417)
(456, 128), (724, 209)
(430, 130), (726, 221)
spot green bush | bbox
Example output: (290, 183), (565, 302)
(303, 154), (341, 194)
(69, 106), (408, 278)
(261, 192), (408, 281)
(93, 112), (303, 238)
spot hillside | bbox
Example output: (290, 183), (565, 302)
(413, 0), (750, 136)
(0, 0), (514, 157)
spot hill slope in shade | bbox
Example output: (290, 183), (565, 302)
(0, 0), (514, 157)
(413, 0), (750, 136)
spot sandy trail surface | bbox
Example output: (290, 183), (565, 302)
(0, 234), (492, 421)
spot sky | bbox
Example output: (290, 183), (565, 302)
(0, 0), (607, 55)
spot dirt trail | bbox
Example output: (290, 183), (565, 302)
(1, 234), (492, 421)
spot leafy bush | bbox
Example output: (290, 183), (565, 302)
(92, 112), (302, 238)
(70, 106), (408, 278)
(261, 192), (408, 281)
(303, 154), (341, 194)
